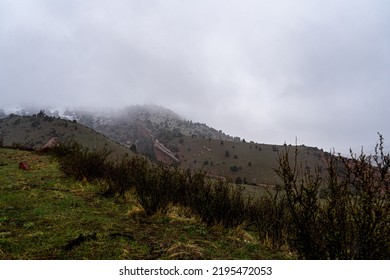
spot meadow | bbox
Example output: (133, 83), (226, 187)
(0, 147), (289, 259)
(1, 136), (389, 260)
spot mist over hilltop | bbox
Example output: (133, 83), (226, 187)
(2, 103), (389, 156)
(1, 1), (390, 153)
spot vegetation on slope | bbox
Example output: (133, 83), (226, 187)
(275, 135), (390, 259)
(0, 147), (289, 260)
(173, 135), (327, 186)
(0, 107), (329, 186)
(1, 110), (389, 259)
(50, 136), (390, 260)
(0, 112), (134, 158)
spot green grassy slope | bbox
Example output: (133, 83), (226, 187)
(0, 114), (133, 158)
(0, 148), (291, 259)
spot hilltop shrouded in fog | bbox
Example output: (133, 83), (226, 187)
(1, 1), (390, 153)
(0, 104), (331, 185)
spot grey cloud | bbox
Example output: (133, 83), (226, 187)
(1, 0), (390, 153)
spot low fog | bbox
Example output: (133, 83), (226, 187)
(1, 0), (390, 153)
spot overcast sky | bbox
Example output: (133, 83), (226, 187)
(1, 0), (389, 153)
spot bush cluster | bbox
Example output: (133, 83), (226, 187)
(51, 141), (111, 181)
(103, 155), (143, 197)
(248, 190), (288, 250)
(48, 136), (390, 259)
(274, 134), (390, 259)
(185, 176), (250, 228)
(50, 141), (252, 227)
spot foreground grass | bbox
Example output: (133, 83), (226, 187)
(0, 148), (291, 260)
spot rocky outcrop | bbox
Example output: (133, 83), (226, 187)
(40, 137), (60, 151)
(153, 139), (180, 165)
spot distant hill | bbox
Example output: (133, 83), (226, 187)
(57, 105), (242, 164)
(1, 105), (330, 185)
(60, 105), (329, 185)
(63, 105), (238, 145)
(0, 113), (134, 158)
(2, 105), (237, 153)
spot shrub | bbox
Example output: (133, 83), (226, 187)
(52, 141), (112, 182)
(187, 178), (250, 228)
(324, 135), (390, 259)
(133, 163), (182, 216)
(249, 189), (288, 250)
(230, 165), (238, 172)
(275, 135), (390, 259)
(275, 146), (324, 259)
(103, 155), (145, 197)
(174, 169), (206, 208)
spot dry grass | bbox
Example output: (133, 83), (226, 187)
(166, 241), (205, 259)
(175, 136), (327, 186)
(0, 148), (293, 260)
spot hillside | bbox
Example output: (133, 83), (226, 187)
(0, 113), (134, 158)
(1, 110), (388, 260)
(62, 105), (238, 158)
(172, 136), (328, 186)
(0, 148), (290, 259)
(65, 105), (237, 141)
(61, 105), (330, 185)
(0, 105), (330, 185)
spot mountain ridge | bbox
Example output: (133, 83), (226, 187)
(0, 104), (329, 186)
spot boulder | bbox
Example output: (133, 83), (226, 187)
(18, 162), (30, 171)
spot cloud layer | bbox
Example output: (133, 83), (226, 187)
(1, 0), (389, 153)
